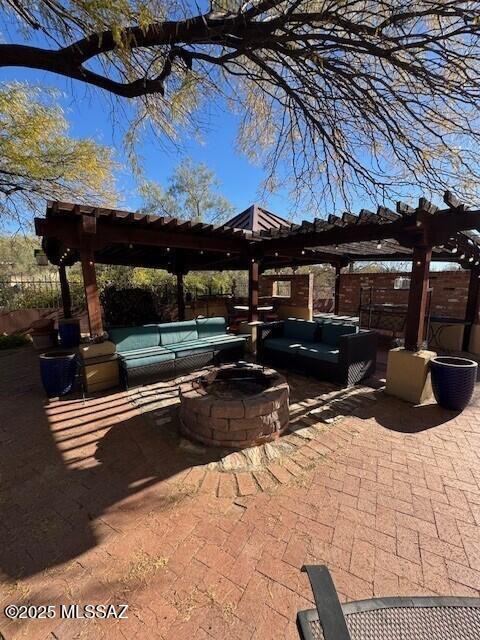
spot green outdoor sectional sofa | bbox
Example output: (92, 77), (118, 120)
(258, 318), (377, 386)
(108, 317), (246, 388)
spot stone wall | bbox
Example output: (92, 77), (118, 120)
(338, 270), (470, 319)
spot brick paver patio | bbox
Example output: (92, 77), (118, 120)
(1, 346), (480, 639)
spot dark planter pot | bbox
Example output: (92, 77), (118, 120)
(39, 351), (77, 398)
(58, 319), (81, 348)
(430, 356), (478, 411)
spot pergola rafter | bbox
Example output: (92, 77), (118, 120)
(35, 191), (480, 348)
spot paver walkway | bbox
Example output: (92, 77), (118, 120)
(1, 346), (480, 640)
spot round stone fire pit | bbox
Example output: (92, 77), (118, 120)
(179, 364), (289, 449)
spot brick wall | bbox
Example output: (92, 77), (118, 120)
(338, 270), (470, 319)
(259, 273), (313, 309)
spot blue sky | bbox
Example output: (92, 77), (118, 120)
(1, 63), (294, 221)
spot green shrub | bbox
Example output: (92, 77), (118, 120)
(0, 334), (31, 350)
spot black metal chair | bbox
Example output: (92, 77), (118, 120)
(297, 565), (480, 640)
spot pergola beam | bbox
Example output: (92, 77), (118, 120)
(404, 246), (432, 352)
(35, 217), (245, 256)
(58, 265), (72, 319)
(248, 260), (259, 323)
(80, 250), (103, 337)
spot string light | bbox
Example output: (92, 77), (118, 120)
(128, 243), (133, 249)
(377, 242), (382, 250)
(301, 250), (305, 255)
(451, 247), (458, 254)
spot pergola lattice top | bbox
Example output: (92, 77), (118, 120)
(36, 191), (480, 273)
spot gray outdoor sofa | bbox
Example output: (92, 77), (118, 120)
(108, 317), (246, 388)
(258, 318), (377, 386)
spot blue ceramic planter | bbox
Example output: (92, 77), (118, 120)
(39, 351), (77, 398)
(430, 356), (477, 411)
(58, 319), (81, 348)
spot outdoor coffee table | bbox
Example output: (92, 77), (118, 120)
(297, 565), (480, 640)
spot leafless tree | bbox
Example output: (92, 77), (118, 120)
(2, 1), (480, 209)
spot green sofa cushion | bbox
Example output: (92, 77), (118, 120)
(200, 335), (246, 349)
(196, 317), (227, 338)
(321, 323), (357, 347)
(158, 320), (198, 346)
(264, 337), (301, 354)
(297, 342), (339, 363)
(164, 340), (216, 357)
(108, 326), (160, 353)
(120, 346), (171, 359)
(165, 335), (245, 357)
(120, 350), (175, 369)
(284, 319), (318, 342)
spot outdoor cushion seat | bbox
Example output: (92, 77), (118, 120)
(297, 342), (339, 363)
(199, 335), (245, 347)
(321, 322), (357, 347)
(196, 317), (227, 338)
(260, 319), (377, 386)
(166, 335), (245, 356)
(164, 340), (218, 357)
(263, 337), (302, 354)
(108, 325), (160, 352)
(120, 346), (172, 359)
(158, 320), (199, 346)
(121, 351), (175, 369)
(109, 317), (246, 387)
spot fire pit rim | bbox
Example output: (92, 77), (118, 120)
(179, 363), (290, 450)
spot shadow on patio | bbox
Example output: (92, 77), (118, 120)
(0, 347), (226, 580)
(0, 344), (468, 582)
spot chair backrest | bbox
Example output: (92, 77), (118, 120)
(284, 318), (318, 342)
(108, 325), (160, 353)
(321, 322), (357, 347)
(196, 317), (227, 338)
(158, 320), (199, 346)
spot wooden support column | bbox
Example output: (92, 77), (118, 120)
(80, 251), (103, 337)
(404, 246), (432, 351)
(463, 267), (480, 350)
(334, 265), (341, 315)
(58, 264), (72, 319)
(248, 260), (259, 322)
(176, 272), (186, 321)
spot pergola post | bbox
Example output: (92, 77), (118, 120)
(404, 246), (432, 351)
(334, 264), (341, 315)
(248, 260), (259, 322)
(463, 267), (480, 350)
(58, 264), (72, 319)
(80, 250), (103, 337)
(176, 272), (186, 321)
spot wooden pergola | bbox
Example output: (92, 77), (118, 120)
(35, 191), (480, 352)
